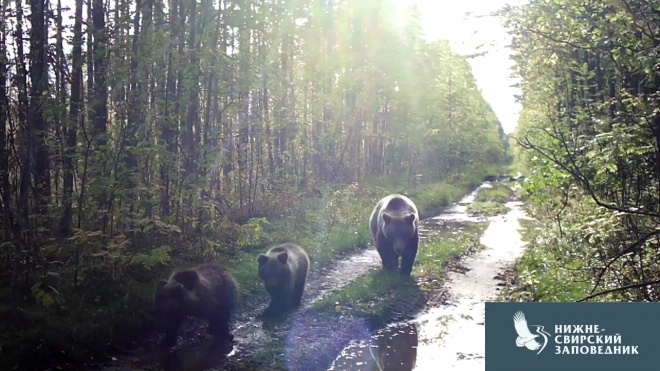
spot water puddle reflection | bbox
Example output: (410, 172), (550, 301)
(328, 199), (531, 371)
(328, 323), (419, 371)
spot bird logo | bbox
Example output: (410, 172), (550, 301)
(513, 311), (550, 355)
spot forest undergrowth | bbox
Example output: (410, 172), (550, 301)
(502, 0), (660, 306)
(501, 190), (633, 304)
(0, 165), (500, 369)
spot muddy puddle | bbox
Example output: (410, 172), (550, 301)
(328, 198), (533, 371)
(327, 322), (419, 371)
(104, 182), (504, 371)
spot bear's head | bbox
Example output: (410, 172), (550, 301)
(257, 251), (290, 290)
(153, 270), (200, 328)
(154, 280), (185, 328)
(382, 212), (416, 254)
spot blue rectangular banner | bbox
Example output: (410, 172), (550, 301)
(485, 302), (659, 370)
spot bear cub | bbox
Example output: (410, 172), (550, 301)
(153, 263), (239, 347)
(369, 194), (420, 276)
(257, 243), (310, 317)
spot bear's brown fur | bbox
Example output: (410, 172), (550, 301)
(153, 263), (239, 347)
(369, 194), (420, 275)
(257, 243), (310, 317)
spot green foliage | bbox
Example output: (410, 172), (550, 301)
(514, 218), (600, 302)
(0, 0), (510, 367)
(505, 0), (660, 303)
(474, 183), (514, 204)
(0, 173), (496, 368)
(236, 218), (270, 250)
(406, 183), (464, 218)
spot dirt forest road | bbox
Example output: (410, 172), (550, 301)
(104, 181), (532, 371)
(329, 195), (534, 370)
(410, 201), (533, 369)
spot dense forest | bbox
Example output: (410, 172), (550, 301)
(507, 0), (660, 303)
(0, 0), (509, 367)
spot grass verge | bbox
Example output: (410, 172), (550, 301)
(467, 201), (509, 217)
(222, 221), (489, 371)
(227, 177), (494, 301)
(314, 222), (488, 319)
(466, 181), (515, 217)
(502, 218), (595, 302)
(474, 182), (514, 204)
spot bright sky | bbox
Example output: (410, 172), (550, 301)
(415, 0), (526, 134)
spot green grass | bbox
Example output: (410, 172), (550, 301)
(363, 176), (485, 219)
(509, 218), (594, 302)
(465, 181), (514, 218)
(225, 179), (479, 299)
(474, 182), (514, 204)
(227, 226), (373, 298)
(518, 219), (539, 242)
(311, 222), (489, 321)
(222, 221), (490, 371)
(407, 183), (466, 218)
(219, 175), (499, 370)
(311, 271), (417, 319)
(228, 171), (504, 300)
(466, 201), (509, 217)
(223, 338), (288, 371)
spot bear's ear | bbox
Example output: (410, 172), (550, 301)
(404, 213), (416, 224)
(173, 270), (200, 290)
(382, 213), (392, 224)
(257, 254), (268, 266)
(277, 251), (289, 264)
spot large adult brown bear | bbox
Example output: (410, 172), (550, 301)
(369, 194), (420, 276)
(257, 243), (310, 317)
(153, 263), (239, 347)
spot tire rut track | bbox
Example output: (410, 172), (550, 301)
(103, 183), (493, 371)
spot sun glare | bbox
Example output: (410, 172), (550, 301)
(415, 0), (526, 134)
(392, 0), (414, 30)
